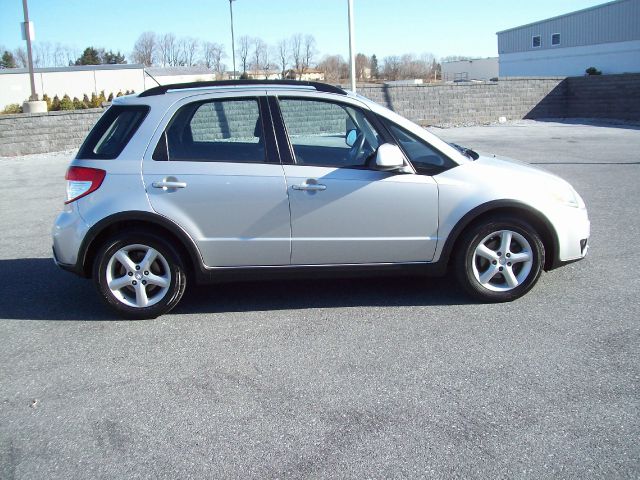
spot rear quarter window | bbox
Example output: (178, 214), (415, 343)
(77, 105), (149, 159)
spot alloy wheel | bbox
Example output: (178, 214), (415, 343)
(471, 229), (533, 292)
(105, 244), (172, 308)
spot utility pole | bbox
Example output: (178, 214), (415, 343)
(22, 0), (37, 101)
(348, 0), (356, 92)
(229, 0), (236, 79)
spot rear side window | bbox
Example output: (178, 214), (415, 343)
(77, 105), (149, 159)
(153, 98), (268, 163)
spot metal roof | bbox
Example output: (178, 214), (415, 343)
(496, 0), (627, 34)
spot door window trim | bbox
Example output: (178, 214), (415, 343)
(270, 95), (396, 170)
(375, 114), (456, 176)
(151, 96), (280, 164)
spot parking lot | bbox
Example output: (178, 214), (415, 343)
(1, 119), (638, 479)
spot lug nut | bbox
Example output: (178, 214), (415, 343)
(507, 262), (512, 266)
(135, 265), (140, 270)
(506, 253), (511, 258)
(142, 280), (147, 285)
(144, 271), (149, 275)
(492, 260), (497, 265)
(132, 280), (137, 285)
(499, 267), (504, 271)
(128, 272), (133, 276)
(497, 251), (502, 256)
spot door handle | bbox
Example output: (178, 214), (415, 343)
(292, 183), (326, 191)
(152, 180), (187, 189)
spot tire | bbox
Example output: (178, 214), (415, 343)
(455, 216), (545, 302)
(93, 230), (187, 319)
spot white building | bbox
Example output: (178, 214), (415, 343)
(1, 65), (226, 110)
(497, 0), (640, 77)
(441, 58), (499, 81)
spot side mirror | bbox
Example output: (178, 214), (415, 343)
(345, 129), (357, 147)
(375, 143), (406, 171)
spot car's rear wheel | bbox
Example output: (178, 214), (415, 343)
(93, 231), (186, 319)
(455, 217), (545, 302)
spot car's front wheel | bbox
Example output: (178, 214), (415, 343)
(455, 217), (545, 302)
(93, 231), (187, 319)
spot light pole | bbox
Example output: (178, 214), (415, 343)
(22, 0), (37, 101)
(348, 0), (356, 92)
(229, 0), (236, 79)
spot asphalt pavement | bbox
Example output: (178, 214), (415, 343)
(1, 119), (638, 479)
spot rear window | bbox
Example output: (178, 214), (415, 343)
(77, 105), (149, 159)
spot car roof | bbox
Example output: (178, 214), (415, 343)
(138, 80), (347, 97)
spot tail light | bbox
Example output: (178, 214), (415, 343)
(65, 166), (106, 204)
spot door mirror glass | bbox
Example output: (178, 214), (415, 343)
(345, 129), (357, 147)
(375, 143), (405, 170)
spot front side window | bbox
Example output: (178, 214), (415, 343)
(278, 98), (381, 168)
(532, 35), (541, 48)
(383, 121), (454, 175)
(154, 98), (266, 163)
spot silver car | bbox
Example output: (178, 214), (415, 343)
(52, 80), (590, 318)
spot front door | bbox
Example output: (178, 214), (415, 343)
(275, 97), (439, 265)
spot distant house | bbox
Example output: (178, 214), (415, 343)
(442, 58), (498, 82)
(300, 69), (325, 81)
(497, 0), (640, 77)
(245, 69), (281, 80)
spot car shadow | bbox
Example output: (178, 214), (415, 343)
(0, 257), (116, 321)
(0, 258), (473, 321)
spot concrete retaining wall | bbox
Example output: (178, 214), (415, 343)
(357, 73), (640, 125)
(1, 74), (639, 157)
(0, 109), (103, 157)
(565, 74), (640, 120)
(358, 78), (566, 125)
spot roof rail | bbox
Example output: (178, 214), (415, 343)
(138, 79), (347, 97)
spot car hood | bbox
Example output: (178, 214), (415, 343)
(434, 152), (580, 208)
(472, 153), (568, 185)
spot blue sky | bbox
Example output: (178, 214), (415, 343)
(0, 0), (606, 60)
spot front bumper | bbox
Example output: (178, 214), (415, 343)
(550, 205), (590, 268)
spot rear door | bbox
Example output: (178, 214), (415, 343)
(142, 93), (291, 267)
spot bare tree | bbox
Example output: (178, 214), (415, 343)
(355, 53), (369, 80)
(237, 35), (252, 74)
(302, 34), (316, 76)
(251, 38), (267, 76)
(53, 43), (66, 67)
(180, 37), (199, 66)
(33, 42), (53, 67)
(380, 53), (437, 81)
(158, 33), (177, 67)
(202, 42), (226, 76)
(440, 55), (472, 63)
(318, 54), (348, 82)
(132, 31), (156, 66)
(382, 55), (401, 80)
(262, 47), (271, 79)
(290, 33), (303, 79)
(65, 46), (80, 66)
(275, 39), (288, 79)
(400, 53), (435, 79)
(13, 47), (27, 67)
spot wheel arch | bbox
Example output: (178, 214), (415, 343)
(78, 211), (203, 279)
(440, 200), (560, 271)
